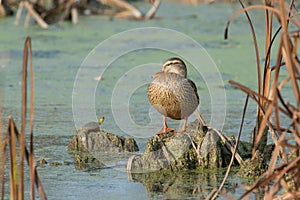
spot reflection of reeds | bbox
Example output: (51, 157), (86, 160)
(0, 37), (47, 199)
(220, 0), (300, 199)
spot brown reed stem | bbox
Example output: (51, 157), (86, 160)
(8, 116), (18, 200)
(11, 116), (47, 200)
(23, 36), (35, 200)
(0, 36), (45, 200)
(19, 34), (30, 200)
(279, 0), (300, 109)
(227, 0), (300, 198)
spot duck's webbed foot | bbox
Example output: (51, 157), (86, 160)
(156, 127), (175, 135)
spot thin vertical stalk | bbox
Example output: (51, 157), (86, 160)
(236, 0), (263, 151)
(270, 38), (283, 137)
(26, 36), (35, 200)
(279, 0), (300, 109)
(19, 35), (30, 200)
(8, 116), (18, 200)
(237, 0), (262, 96)
(256, 0), (274, 155)
(1, 37), (46, 200)
(262, 0), (273, 99)
(27, 37), (34, 137)
(252, 96), (274, 155)
(13, 121), (47, 200)
(227, 0), (300, 198)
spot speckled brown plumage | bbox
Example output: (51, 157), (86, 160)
(147, 57), (199, 134)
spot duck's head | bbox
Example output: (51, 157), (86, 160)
(152, 57), (187, 78)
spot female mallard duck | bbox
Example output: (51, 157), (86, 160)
(148, 57), (204, 134)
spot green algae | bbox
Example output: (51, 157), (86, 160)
(0, 2), (285, 199)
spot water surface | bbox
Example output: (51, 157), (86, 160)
(0, 2), (289, 199)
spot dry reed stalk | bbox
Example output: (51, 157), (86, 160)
(8, 116), (18, 200)
(0, 37), (47, 200)
(19, 34), (29, 200)
(6, 117), (47, 200)
(224, 0), (300, 198)
(25, 36), (36, 200)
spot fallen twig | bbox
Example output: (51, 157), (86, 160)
(145, 0), (161, 19)
(14, 1), (49, 29)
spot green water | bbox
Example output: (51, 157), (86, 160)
(0, 2), (291, 199)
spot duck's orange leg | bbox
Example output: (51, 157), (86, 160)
(176, 117), (188, 133)
(156, 116), (174, 134)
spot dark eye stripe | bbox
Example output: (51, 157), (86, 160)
(163, 60), (183, 68)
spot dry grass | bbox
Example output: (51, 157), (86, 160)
(219, 0), (300, 199)
(0, 37), (47, 200)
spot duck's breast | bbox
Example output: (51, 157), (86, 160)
(147, 73), (199, 119)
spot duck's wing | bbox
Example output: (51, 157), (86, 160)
(188, 79), (199, 102)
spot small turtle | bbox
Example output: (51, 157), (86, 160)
(78, 117), (105, 133)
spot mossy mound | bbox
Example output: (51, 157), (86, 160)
(68, 120), (271, 173)
(237, 150), (267, 178)
(68, 123), (139, 170)
(68, 128), (139, 153)
(127, 120), (238, 172)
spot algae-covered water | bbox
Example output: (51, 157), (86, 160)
(0, 2), (292, 199)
